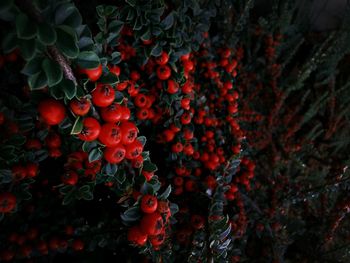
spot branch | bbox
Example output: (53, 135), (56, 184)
(15, 0), (78, 86)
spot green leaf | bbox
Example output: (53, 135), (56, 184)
(62, 188), (76, 205)
(140, 29), (151, 41)
(105, 163), (118, 176)
(108, 20), (124, 34)
(16, 13), (37, 39)
(0, 169), (12, 184)
(76, 51), (100, 69)
(99, 72), (119, 85)
(142, 161), (157, 172)
(19, 39), (36, 60)
(63, 8), (82, 28)
(50, 84), (64, 99)
(42, 58), (62, 87)
(137, 136), (147, 147)
(28, 71), (47, 90)
(55, 25), (79, 59)
(81, 190), (93, 200)
(7, 134), (26, 146)
(59, 185), (74, 195)
(121, 206), (141, 222)
(2, 31), (17, 53)
(38, 23), (57, 45)
(82, 141), (97, 152)
(0, 0), (13, 13)
(158, 185), (172, 200)
(62, 79), (77, 99)
(21, 57), (43, 76)
(70, 117), (83, 135)
(88, 148), (102, 163)
(116, 171), (126, 184)
(151, 43), (162, 57)
(160, 11), (174, 30)
(55, 3), (76, 25)
(78, 37), (94, 50)
(110, 51), (122, 64)
(126, 0), (137, 7)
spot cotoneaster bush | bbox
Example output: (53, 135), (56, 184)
(0, 0), (350, 262)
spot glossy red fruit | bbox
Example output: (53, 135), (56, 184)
(25, 138), (42, 150)
(45, 132), (61, 148)
(140, 212), (164, 236)
(100, 102), (122, 122)
(167, 79), (179, 94)
(12, 165), (27, 180)
(26, 163), (39, 178)
(141, 195), (158, 214)
(61, 171), (78, 185)
(127, 226), (147, 246)
(78, 117), (101, 141)
(71, 239), (84, 251)
(38, 99), (66, 125)
(131, 155), (144, 168)
(0, 192), (16, 213)
(0, 250), (14, 261)
(155, 51), (169, 65)
(0, 112), (5, 125)
(142, 170), (154, 181)
(98, 123), (121, 147)
(104, 144), (126, 164)
(69, 98), (91, 116)
(80, 64), (103, 82)
(92, 84), (115, 107)
(119, 106), (131, 121)
(120, 121), (138, 145)
(149, 231), (165, 247)
(134, 94), (148, 108)
(108, 65), (120, 76)
(156, 65), (171, 80)
(125, 139), (143, 160)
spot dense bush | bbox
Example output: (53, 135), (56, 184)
(0, 0), (350, 262)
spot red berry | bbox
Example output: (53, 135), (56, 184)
(0, 112), (5, 125)
(26, 163), (39, 178)
(104, 144), (126, 164)
(134, 94), (148, 108)
(125, 139), (143, 160)
(120, 121), (138, 145)
(100, 102), (122, 122)
(109, 65), (120, 76)
(38, 99), (66, 125)
(61, 171), (78, 185)
(69, 98), (91, 116)
(156, 65), (171, 80)
(141, 195), (158, 214)
(149, 231), (165, 247)
(155, 51), (169, 65)
(140, 212), (164, 236)
(78, 117), (101, 141)
(80, 64), (103, 82)
(92, 84), (115, 107)
(45, 132), (61, 148)
(0, 192), (16, 213)
(98, 123), (121, 147)
(12, 165), (27, 180)
(71, 239), (84, 251)
(127, 226), (147, 246)
(167, 79), (179, 94)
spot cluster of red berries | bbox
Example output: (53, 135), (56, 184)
(127, 195), (171, 250)
(62, 151), (102, 185)
(0, 225), (84, 261)
(11, 163), (39, 181)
